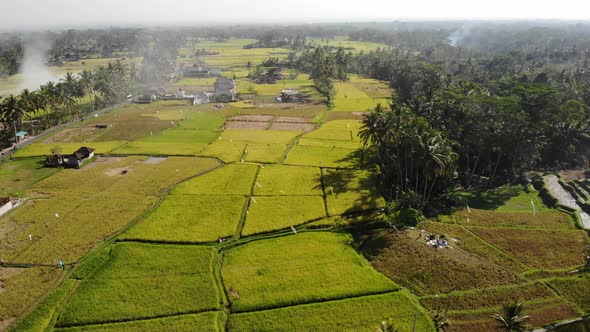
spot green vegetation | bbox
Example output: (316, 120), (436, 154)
(199, 141), (246, 163)
(222, 232), (398, 311)
(242, 143), (287, 163)
(284, 145), (363, 168)
(123, 195), (246, 242)
(0, 268), (62, 322)
(241, 196), (326, 235)
(12, 141), (126, 158)
(548, 276), (590, 313)
(172, 163), (257, 195)
(219, 130), (300, 144)
(229, 291), (434, 331)
(253, 165), (322, 196)
(324, 168), (385, 215)
(57, 243), (220, 326)
(9, 279), (77, 332)
(0, 158), (60, 196)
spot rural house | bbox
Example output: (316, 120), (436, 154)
(214, 77), (237, 102)
(194, 91), (212, 104)
(46, 146), (96, 168)
(183, 65), (210, 78)
(0, 197), (13, 217)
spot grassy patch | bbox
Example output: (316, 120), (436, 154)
(0, 158), (60, 196)
(323, 169), (385, 215)
(122, 195), (246, 242)
(241, 196), (326, 235)
(112, 142), (208, 156)
(303, 120), (363, 142)
(172, 163), (257, 195)
(221, 232), (398, 311)
(57, 243), (219, 326)
(178, 111), (225, 130)
(253, 165), (322, 196)
(229, 291), (434, 331)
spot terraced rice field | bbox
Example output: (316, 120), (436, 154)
(2, 38), (588, 332)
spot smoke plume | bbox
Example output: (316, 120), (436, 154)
(18, 36), (57, 90)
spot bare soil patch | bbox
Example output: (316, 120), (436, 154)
(269, 122), (316, 132)
(229, 115), (274, 122)
(225, 121), (270, 130)
(104, 167), (132, 177)
(44, 127), (103, 143)
(273, 116), (309, 123)
(144, 157), (167, 164)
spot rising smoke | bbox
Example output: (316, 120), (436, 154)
(18, 35), (57, 90)
(448, 25), (472, 47)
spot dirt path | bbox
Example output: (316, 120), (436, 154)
(545, 174), (590, 229)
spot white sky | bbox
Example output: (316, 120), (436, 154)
(1, 0), (590, 30)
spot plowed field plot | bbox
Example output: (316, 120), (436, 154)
(221, 232), (399, 311)
(241, 196), (326, 235)
(269, 122), (316, 131)
(122, 195), (246, 242)
(57, 243), (220, 326)
(225, 121), (270, 130)
(228, 292), (434, 331)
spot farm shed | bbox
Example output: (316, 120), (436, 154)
(45, 146), (96, 168)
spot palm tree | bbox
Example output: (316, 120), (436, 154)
(0, 94), (28, 143)
(492, 302), (530, 332)
(79, 69), (96, 110)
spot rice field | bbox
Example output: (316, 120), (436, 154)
(323, 168), (385, 215)
(122, 195), (246, 242)
(253, 165), (323, 196)
(241, 196), (326, 235)
(12, 141), (126, 158)
(228, 291), (435, 331)
(172, 163), (257, 195)
(221, 232), (399, 311)
(56, 243), (220, 326)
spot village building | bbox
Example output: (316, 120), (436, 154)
(183, 65), (210, 78)
(0, 197), (13, 217)
(194, 91), (212, 105)
(46, 146), (95, 168)
(15, 131), (29, 142)
(280, 89), (305, 102)
(214, 77), (237, 102)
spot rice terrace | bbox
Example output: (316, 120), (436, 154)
(1, 11), (590, 332)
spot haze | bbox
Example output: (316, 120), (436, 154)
(1, 0), (590, 31)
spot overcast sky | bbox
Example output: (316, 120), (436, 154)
(1, 0), (590, 31)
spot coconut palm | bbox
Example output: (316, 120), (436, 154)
(492, 302), (530, 332)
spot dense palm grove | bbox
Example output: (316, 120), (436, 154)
(0, 62), (130, 144)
